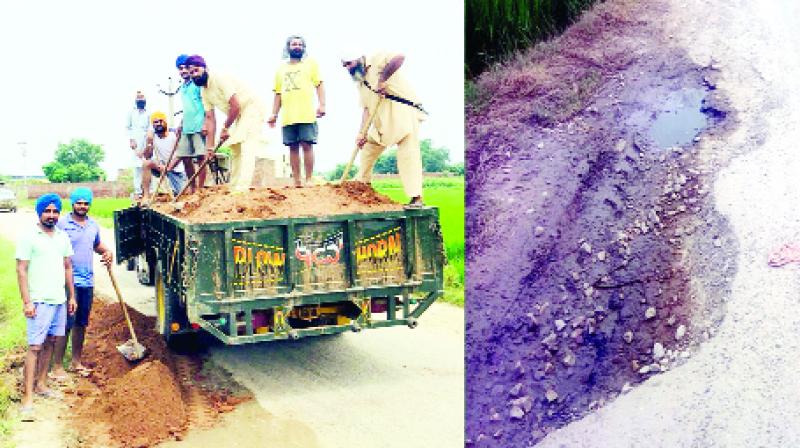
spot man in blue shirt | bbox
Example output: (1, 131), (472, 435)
(175, 54), (207, 194)
(51, 187), (113, 379)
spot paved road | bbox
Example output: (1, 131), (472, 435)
(1, 209), (464, 448)
(538, 0), (800, 446)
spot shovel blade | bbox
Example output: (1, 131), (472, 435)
(117, 339), (148, 362)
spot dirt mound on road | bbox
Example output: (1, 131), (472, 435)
(151, 182), (403, 223)
(68, 299), (251, 448)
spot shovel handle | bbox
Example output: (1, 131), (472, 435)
(107, 265), (139, 344)
(174, 137), (228, 202)
(340, 98), (384, 182)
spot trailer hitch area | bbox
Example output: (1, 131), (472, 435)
(406, 317), (418, 329)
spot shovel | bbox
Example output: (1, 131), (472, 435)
(106, 265), (147, 362)
(172, 137), (228, 211)
(339, 97), (384, 183)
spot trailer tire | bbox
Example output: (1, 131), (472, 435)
(126, 258), (136, 271)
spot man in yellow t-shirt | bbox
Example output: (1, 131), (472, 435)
(268, 36), (326, 187)
(341, 51), (425, 207)
(186, 54), (268, 192)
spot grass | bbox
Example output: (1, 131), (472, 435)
(466, 0), (599, 76)
(373, 177), (464, 306)
(18, 198), (130, 229)
(0, 237), (24, 440)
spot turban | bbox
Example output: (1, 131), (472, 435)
(151, 111), (168, 124)
(185, 54), (206, 68)
(35, 193), (62, 217)
(70, 187), (93, 205)
(175, 54), (189, 68)
(339, 50), (363, 63)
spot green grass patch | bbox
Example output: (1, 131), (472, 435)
(19, 198), (131, 229)
(0, 237), (24, 440)
(373, 177), (464, 306)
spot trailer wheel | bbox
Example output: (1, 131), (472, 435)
(126, 257), (136, 271)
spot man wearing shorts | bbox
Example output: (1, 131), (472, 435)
(15, 194), (76, 419)
(51, 188), (113, 380)
(175, 54), (207, 193)
(268, 35), (326, 187)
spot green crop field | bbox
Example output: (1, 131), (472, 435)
(19, 177), (465, 306)
(0, 237), (24, 439)
(373, 177), (464, 306)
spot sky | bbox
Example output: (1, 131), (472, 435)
(0, 0), (464, 179)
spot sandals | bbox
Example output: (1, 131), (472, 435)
(404, 197), (425, 209)
(48, 371), (69, 382)
(35, 389), (63, 400)
(19, 406), (35, 422)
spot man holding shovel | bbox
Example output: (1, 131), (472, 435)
(141, 111), (187, 199)
(51, 187), (113, 380)
(186, 54), (268, 192)
(341, 51), (426, 207)
(16, 194), (76, 421)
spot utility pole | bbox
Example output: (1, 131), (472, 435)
(17, 141), (27, 196)
(157, 77), (181, 129)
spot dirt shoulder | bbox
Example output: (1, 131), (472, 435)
(466, 0), (740, 445)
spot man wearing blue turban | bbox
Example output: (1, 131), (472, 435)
(16, 193), (76, 419)
(175, 54), (208, 194)
(51, 187), (113, 380)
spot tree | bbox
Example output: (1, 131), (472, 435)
(420, 139), (450, 173)
(373, 148), (398, 174)
(42, 139), (107, 183)
(326, 163), (359, 181)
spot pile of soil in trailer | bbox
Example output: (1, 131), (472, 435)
(65, 299), (251, 448)
(151, 182), (404, 223)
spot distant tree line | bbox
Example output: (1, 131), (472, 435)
(327, 139), (463, 180)
(465, 0), (600, 77)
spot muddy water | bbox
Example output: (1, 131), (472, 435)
(646, 88), (708, 148)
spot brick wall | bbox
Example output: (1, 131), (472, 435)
(25, 180), (131, 199)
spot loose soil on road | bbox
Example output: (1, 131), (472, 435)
(466, 0), (739, 446)
(63, 298), (251, 448)
(152, 182), (404, 223)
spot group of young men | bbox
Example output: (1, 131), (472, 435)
(15, 189), (112, 421)
(126, 36), (426, 205)
(14, 36), (431, 421)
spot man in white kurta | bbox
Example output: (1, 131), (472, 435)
(342, 51), (425, 206)
(186, 55), (267, 192)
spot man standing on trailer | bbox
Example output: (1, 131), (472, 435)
(268, 35), (326, 187)
(186, 54), (268, 192)
(175, 54), (208, 193)
(341, 51), (426, 207)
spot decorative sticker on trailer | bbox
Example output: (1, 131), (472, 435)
(355, 226), (405, 283)
(294, 231), (344, 267)
(231, 238), (286, 288)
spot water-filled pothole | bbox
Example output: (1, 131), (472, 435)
(648, 88), (708, 148)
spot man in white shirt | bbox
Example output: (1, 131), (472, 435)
(141, 112), (187, 200)
(126, 91), (151, 199)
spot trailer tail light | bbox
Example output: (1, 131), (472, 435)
(170, 322), (180, 332)
(190, 322), (201, 330)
